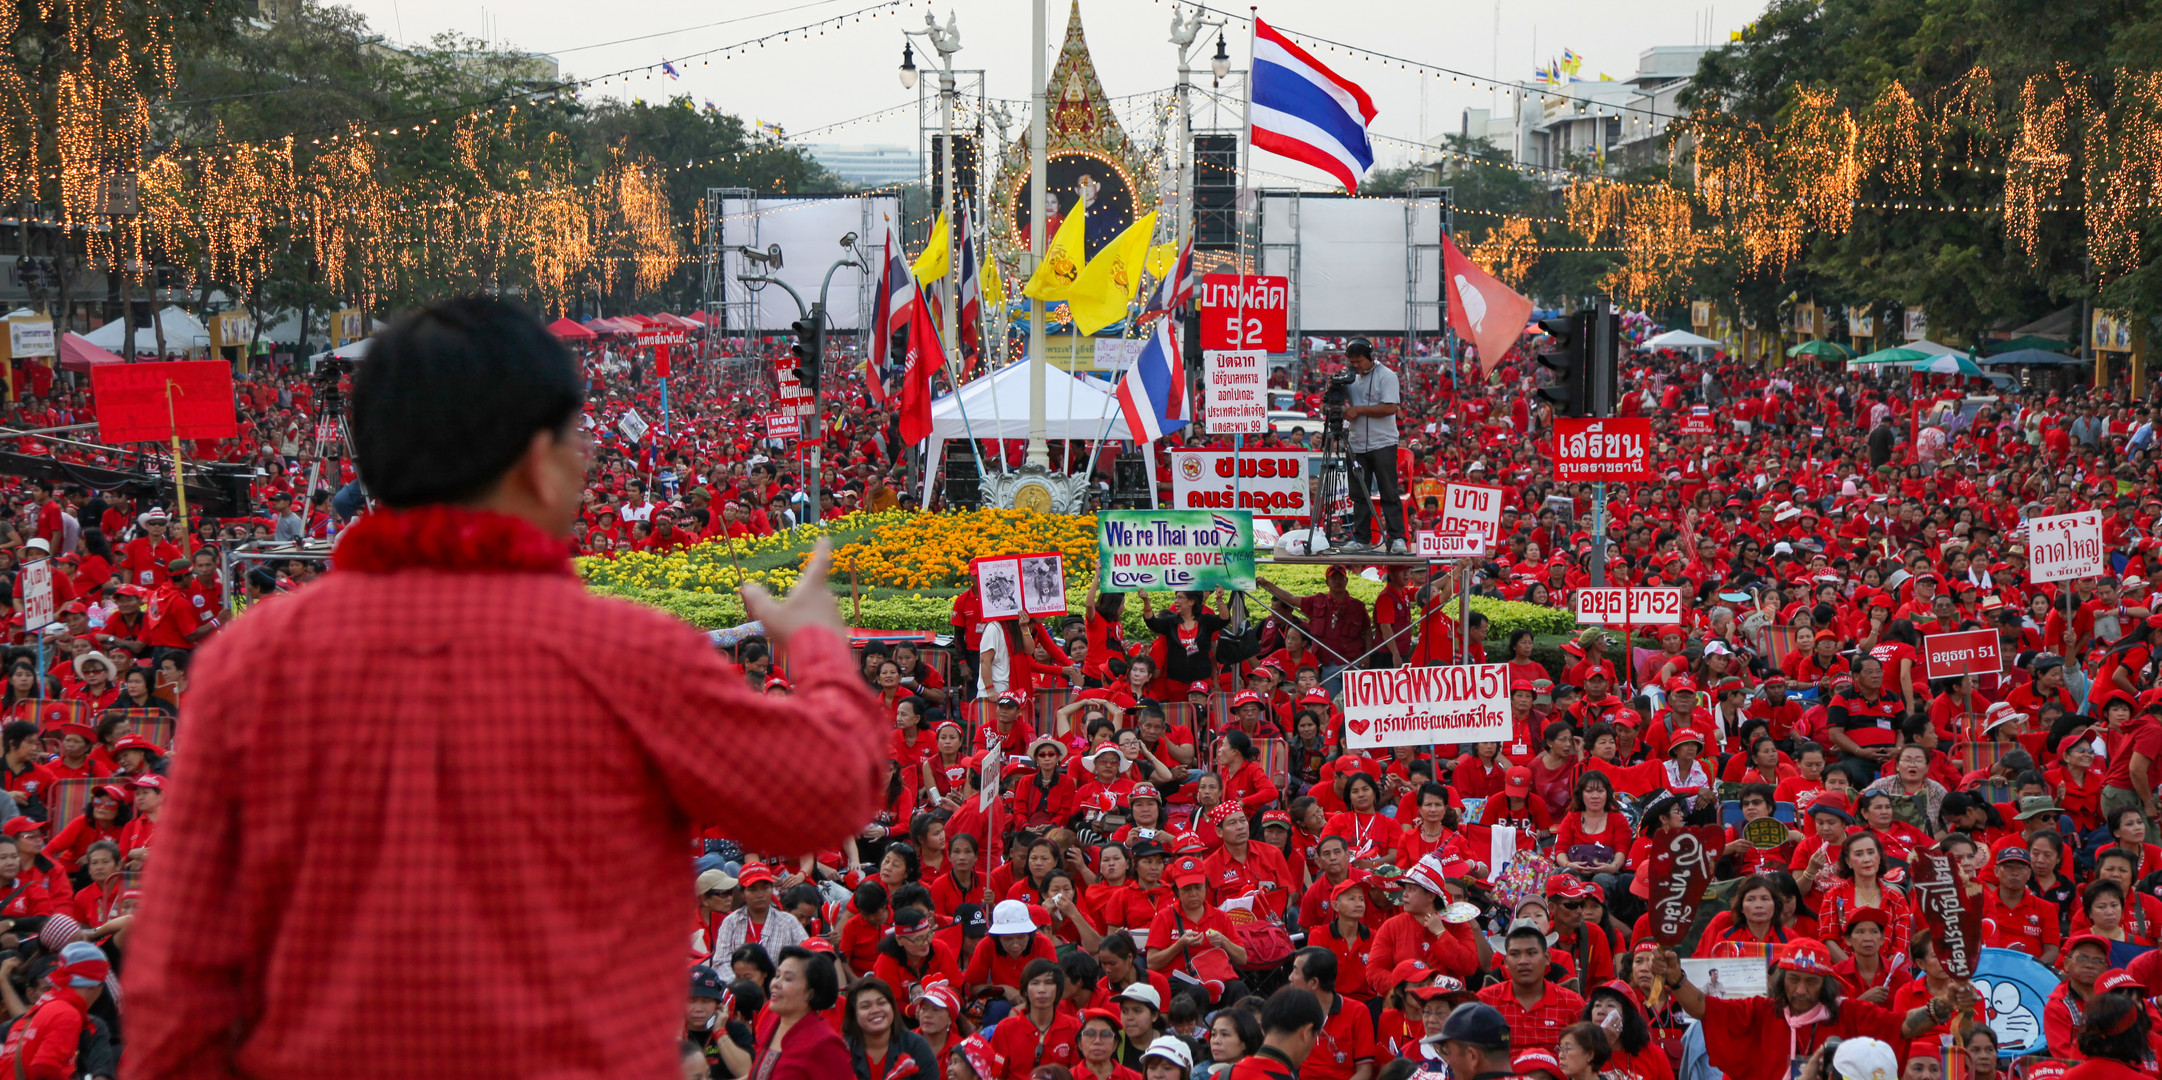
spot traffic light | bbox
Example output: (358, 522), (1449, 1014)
(1533, 312), (1591, 417)
(790, 309), (824, 392)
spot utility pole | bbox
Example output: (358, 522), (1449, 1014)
(1589, 295), (1618, 587)
(1026, 0), (1049, 466)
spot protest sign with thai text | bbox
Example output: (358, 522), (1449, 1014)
(1339, 663), (1511, 749)
(2029, 511), (2104, 583)
(1552, 417), (1653, 481)
(1574, 587), (1685, 626)
(1168, 449), (1308, 516)
(1203, 350), (1268, 435)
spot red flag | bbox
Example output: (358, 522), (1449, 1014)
(1644, 825), (1726, 948)
(898, 280), (945, 446)
(1442, 235), (1534, 376)
(653, 343), (671, 378)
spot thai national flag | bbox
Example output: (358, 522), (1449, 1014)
(661, 61), (680, 80)
(867, 229), (914, 404)
(954, 205), (984, 366)
(1139, 237), (1195, 322)
(1248, 18), (1377, 194)
(1114, 318), (1189, 443)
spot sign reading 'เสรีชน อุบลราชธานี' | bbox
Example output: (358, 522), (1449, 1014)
(1096, 510), (1256, 592)
(1338, 662), (1511, 750)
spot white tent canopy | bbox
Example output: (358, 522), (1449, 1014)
(79, 306), (211, 355)
(1643, 329), (1722, 350)
(920, 361), (1136, 507)
(1902, 338), (1961, 356)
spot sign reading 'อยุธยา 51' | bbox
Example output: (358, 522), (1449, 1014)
(1096, 510), (1256, 592)
(1338, 663), (1511, 750)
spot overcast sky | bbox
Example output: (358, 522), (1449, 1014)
(336, 0), (1762, 186)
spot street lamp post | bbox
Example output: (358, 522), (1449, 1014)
(903, 12), (963, 417)
(1168, 5), (1230, 252)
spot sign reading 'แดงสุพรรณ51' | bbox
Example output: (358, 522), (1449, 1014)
(1095, 510), (1255, 593)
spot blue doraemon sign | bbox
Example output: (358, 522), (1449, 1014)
(1972, 946), (2057, 1056)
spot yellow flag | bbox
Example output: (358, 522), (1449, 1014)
(980, 243), (1005, 308)
(1144, 241), (1178, 282)
(911, 212), (950, 285)
(1066, 211), (1159, 334)
(1022, 198), (1088, 302)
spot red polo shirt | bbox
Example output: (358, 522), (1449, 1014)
(1982, 887), (2061, 959)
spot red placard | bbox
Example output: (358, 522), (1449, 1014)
(762, 412), (801, 440)
(1644, 825), (1727, 947)
(1679, 404), (1715, 436)
(1198, 274), (1289, 353)
(90, 360), (239, 444)
(1552, 417), (1653, 481)
(1907, 844), (1984, 977)
(1922, 629), (2003, 681)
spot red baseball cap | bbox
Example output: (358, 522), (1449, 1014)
(1167, 856), (1209, 889)
(737, 864), (777, 888)
(1231, 690), (1264, 709)
(0, 817), (44, 837)
(111, 734), (162, 756)
(1503, 766), (1532, 796)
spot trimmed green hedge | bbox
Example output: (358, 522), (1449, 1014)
(588, 562), (1577, 645)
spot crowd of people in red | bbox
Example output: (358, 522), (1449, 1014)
(0, 302), (2158, 1080)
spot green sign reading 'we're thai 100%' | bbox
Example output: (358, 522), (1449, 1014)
(1096, 510), (1256, 593)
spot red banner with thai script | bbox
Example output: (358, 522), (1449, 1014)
(90, 360), (239, 443)
(1645, 826), (1727, 947)
(1907, 844), (1985, 977)
(1552, 417), (1653, 481)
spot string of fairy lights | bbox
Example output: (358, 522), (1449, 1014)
(9, 1), (2162, 315)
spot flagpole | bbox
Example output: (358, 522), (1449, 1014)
(1234, 8), (1256, 514)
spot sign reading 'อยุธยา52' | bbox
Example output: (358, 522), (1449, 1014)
(1338, 663), (1511, 749)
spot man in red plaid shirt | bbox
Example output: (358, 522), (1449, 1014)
(1473, 925), (1585, 1053)
(123, 298), (887, 1080)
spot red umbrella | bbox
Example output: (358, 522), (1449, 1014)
(547, 317), (597, 341)
(56, 332), (125, 373)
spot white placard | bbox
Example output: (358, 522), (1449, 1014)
(1339, 662), (1511, 749)
(617, 408), (650, 443)
(1203, 349), (1268, 435)
(762, 412), (801, 440)
(1416, 531), (1489, 559)
(20, 561), (53, 632)
(1438, 483), (1506, 547)
(1092, 338), (1147, 371)
(8, 320), (55, 359)
(1573, 587), (1686, 626)
(1167, 449), (1309, 517)
(2029, 510), (2105, 584)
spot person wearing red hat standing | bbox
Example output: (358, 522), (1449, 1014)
(122, 299), (888, 1080)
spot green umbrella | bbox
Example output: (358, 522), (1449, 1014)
(1907, 353), (1985, 376)
(1786, 339), (1855, 359)
(1848, 346), (1933, 367)
(1984, 334), (2071, 355)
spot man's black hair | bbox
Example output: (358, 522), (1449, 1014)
(1260, 985), (1326, 1035)
(1292, 946), (1338, 991)
(351, 296), (585, 507)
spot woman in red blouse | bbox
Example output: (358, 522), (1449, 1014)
(1009, 739), (1075, 830)
(1555, 772), (1632, 896)
(1082, 844), (1153, 937)
(1323, 773), (1394, 867)
(1817, 831), (1912, 963)
(2049, 727), (2105, 834)
(46, 783), (131, 872)
(929, 833), (989, 917)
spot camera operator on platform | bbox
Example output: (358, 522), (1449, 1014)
(1333, 338), (1407, 556)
